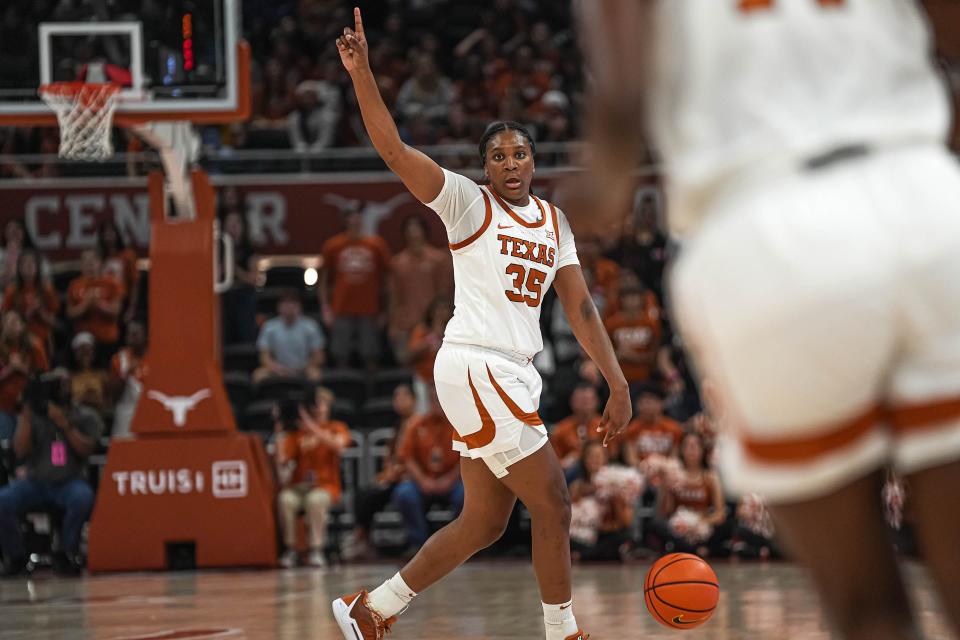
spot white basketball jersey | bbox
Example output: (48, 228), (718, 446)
(425, 170), (580, 358)
(649, 0), (952, 233)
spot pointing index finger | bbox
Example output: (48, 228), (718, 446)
(354, 7), (364, 37)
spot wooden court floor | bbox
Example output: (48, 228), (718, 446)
(0, 561), (952, 639)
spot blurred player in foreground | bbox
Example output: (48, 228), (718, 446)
(575, 1), (960, 639)
(331, 8), (631, 640)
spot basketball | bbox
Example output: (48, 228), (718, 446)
(644, 553), (720, 630)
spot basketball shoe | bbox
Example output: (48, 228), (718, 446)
(332, 590), (396, 639)
(564, 632), (589, 640)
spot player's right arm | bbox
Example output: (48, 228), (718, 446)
(337, 7), (444, 204)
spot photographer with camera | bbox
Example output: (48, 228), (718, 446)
(0, 370), (102, 577)
(273, 386), (350, 569)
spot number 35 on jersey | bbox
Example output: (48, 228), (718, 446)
(498, 233), (555, 308)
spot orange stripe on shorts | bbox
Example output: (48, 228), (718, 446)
(485, 364), (543, 426)
(459, 368), (497, 449)
(741, 407), (882, 463)
(889, 397), (960, 435)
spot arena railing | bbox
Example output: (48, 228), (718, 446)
(0, 141), (588, 179)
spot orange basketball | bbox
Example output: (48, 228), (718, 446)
(644, 553), (720, 630)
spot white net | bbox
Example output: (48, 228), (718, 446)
(39, 82), (120, 161)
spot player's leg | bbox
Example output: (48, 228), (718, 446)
(669, 158), (919, 639)
(397, 455), (515, 591)
(902, 461), (960, 633)
(885, 145), (960, 635)
(770, 471), (917, 640)
(332, 455), (516, 639)
(498, 444), (572, 603)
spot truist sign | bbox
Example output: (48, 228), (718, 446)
(88, 435), (275, 571)
(110, 460), (247, 498)
(112, 469), (205, 496)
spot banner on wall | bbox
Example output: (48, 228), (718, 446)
(0, 173), (662, 260)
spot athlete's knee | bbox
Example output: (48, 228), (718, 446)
(525, 478), (571, 529)
(458, 513), (509, 550)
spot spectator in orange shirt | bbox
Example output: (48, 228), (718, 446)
(274, 387), (351, 569)
(1, 250), (59, 355)
(0, 310), (48, 439)
(605, 284), (663, 386)
(550, 384), (604, 472)
(392, 387), (463, 548)
(66, 249), (123, 360)
(407, 296), (453, 414)
(109, 320), (147, 439)
(97, 220), (140, 323)
(623, 384), (683, 466)
(320, 204), (391, 370)
(651, 432), (729, 558)
(388, 216), (453, 362)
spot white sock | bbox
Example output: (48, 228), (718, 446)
(543, 600), (579, 640)
(367, 572), (417, 619)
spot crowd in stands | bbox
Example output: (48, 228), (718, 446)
(0, 0), (586, 162)
(0, 216), (143, 576)
(235, 0), (584, 155)
(4, 0), (959, 167)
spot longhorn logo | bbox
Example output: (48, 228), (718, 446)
(147, 389), (212, 427)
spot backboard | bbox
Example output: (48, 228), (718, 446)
(0, 0), (248, 127)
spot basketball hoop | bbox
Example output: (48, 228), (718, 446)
(39, 82), (120, 161)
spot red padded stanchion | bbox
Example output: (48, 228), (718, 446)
(87, 170), (276, 571)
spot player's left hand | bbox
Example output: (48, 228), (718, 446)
(336, 7), (369, 75)
(598, 386), (632, 447)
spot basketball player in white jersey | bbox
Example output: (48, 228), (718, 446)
(575, 1), (960, 638)
(331, 9), (631, 640)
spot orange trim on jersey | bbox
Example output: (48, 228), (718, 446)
(485, 364), (543, 426)
(448, 189), (493, 251)
(490, 189), (547, 229)
(547, 200), (560, 246)
(889, 397), (960, 434)
(458, 368), (497, 449)
(741, 407), (881, 463)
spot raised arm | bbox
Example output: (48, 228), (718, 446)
(337, 8), (445, 204)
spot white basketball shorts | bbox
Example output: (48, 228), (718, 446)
(671, 145), (960, 504)
(434, 342), (549, 478)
